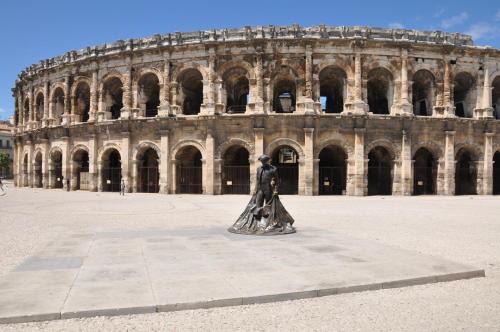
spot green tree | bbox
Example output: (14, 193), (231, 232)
(0, 152), (9, 169)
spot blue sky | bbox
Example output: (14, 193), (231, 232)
(0, 0), (498, 120)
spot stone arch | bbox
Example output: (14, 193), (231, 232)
(171, 62), (209, 82)
(49, 82), (66, 101)
(98, 143), (122, 162)
(365, 139), (398, 160)
(319, 65), (348, 113)
(316, 58), (354, 80)
(34, 91), (44, 121)
(215, 138), (254, 160)
(49, 146), (63, 160)
(217, 60), (256, 81)
(411, 69), (436, 116)
(170, 139), (206, 161)
(133, 141), (161, 161)
(99, 72), (125, 92)
(454, 143), (483, 161)
(367, 67), (395, 115)
(136, 71), (161, 117)
(453, 71), (477, 118)
(455, 145), (480, 195)
(71, 76), (91, 98)
(72, 79), (91, 122)
(70, 144), (90, 159)
(413, 147), (438, 195)
(412, 141), (444, 161)
(315, 139), (353, 159)
(265, 138), (305, 159)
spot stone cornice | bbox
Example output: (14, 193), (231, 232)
(17, 24), (486, 82)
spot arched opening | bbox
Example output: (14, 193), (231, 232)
(22, 154), (28, 187)
(178, 69), (203, 115)
(138, 73), (160, 117)
(273, 79), (296, 113)
(368, 68), (393, 115)
(319, 66), (346, 113)
(138, 148), (159, 193)
(176, 146), (202, 193)
(51, 150), (63, 189)
(74, 82), (90, 123)
(412, 70), (435, 116)
(23, 98), (30, 125)
(318, 146), (347, 195)
(224, 67), (249, 114)
(103, 78), (123, 120)
(73, 150), (89, 190)
(52, 88), (65, 125)
(453, 72), (476, 118)
(455, 148), (477, 195)
(222, 146), (250, 194)
(494, 151), (500, 195)
(35, 93), (44, 122)
(492, 76), (500, 120)
(368, 147), (393, 195)
(34, 152), (43, 188)
(413, 148), (437, 195)
(271, 146), (299, 195)
(101, 149), (122, 192)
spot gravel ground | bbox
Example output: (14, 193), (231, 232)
(0, 183), (499, 331)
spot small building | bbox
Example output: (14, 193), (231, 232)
(0, 120), (14, 178)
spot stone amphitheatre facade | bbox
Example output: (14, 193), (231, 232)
(11, 25), (500, 196)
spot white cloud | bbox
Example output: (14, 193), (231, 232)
(441, 12), (469, 29)
(465, 22), (500, 40)
(388, 22), (404, 29)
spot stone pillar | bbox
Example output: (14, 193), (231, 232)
(398, 50), (413, 115)
(392, 159), (402, 195)
(121, 65), (132, 119)
(27, 140), (34, 187)
(252, 128), (264, 192)
(204, 131), (215, 194)
(443, 61), (455, 117)
(200, 54), (216, 116)
(61, 75), (72, 126)
(15, 141), (22, 186)
(130, 160), (138, 193)
(48, 159), (54, 189)
(352, 128), (366, 196)
(42, 139), (49, 188)
(27, 84), (34, 129)
(61, 137), (70, 191)
(171, 160), (178, 194)
(159, 130), (170, 193)
(97, 160), (103, 192)
(313, 158), (320, 195)
(436, 158), (445, 195)
(158, 54), (171, 117)
(89, 69), (98, 122)
(299, 45), (316, 114)
(303, 128), (314, 195)
(250, 53), (265, 114)
(88, 134), (98, 191)
(121, 131), (130, 192)
(400, 130), (412, 195)
(348, 52), (368, 115)
(483, 132), (494, 194)
(475, 63), (494, 118)
(42, 80), (50, 127)
(443, 131), (456, 195)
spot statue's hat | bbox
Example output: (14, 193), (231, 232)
(258, 154), (271, 162)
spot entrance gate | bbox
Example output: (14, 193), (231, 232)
(176, 166), (202, 194)
(139, 166), (159, 193)
(223, 166), (250, 194)
(319, 166), (346, 195)
(102, 167), (122, 192)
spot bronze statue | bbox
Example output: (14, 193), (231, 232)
(228, 154), (296, 235)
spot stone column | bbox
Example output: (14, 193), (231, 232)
(436, 158), (445, 195)
(121, 65), (132, 119)
(130, 160), (138, 193)
(88, 134), (98, 191)
(171, 160), (178, 194)
(475, 63), (494, 118)
(61, 75), (72, 125)
(483, 132), (494, 194)
(41, 139), (49, 188)
(348, 52), (369, 115)
(61, 136), (70, 191)
(312, 158), (320, 195)
(97, 160), (103, 192)
(159, 130), (170, 193)
(443, 131), (456, 195)
(252, 128), (264, 192)
(15, 141), (22, 186)
(400, 130), (412, 195)
(303, 128), (314, 195)
(27, 84), (34, 129)
(352, 128), (366, 196)
(300, 45), (316, 114)
(392, 159), (402, 195)
(399, 50), (413, 115)
(250, 53), (265, 114)
(121, 131), (130, 192)
(158, 54), (171, 117)
(42, 80), (50, 127)
(48, 159), (54, 189)
(89, 69), (98, 122)
(27, 140), (34, 187)
(204, 131), (215, 194)
(443, 60), (455, 117)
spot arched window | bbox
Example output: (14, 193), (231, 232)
(223, 67), (249, 114)
(367, 68), (393, 115)
(453, 72), (476, 118)
(412, 70), (435, 116)
(178, 69), (203, 115)
(137, 73), (160, 117)
(74, 82), (90, 123)
(319, 67), (347, 113)
(103, 78), (123, 120)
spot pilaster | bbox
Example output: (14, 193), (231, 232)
(400, 130), (412, 195)
(443, 130), (456, 194)
(303, 128), (314, 195)
(483, 132), (494, 194)
(352, 128), (366, 195)
(159, 130), (170, 193)
(121, 131), (130, 192)
(204, 130), (215, 194)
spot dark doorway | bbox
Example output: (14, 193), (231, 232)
(494, 152), (500, 195)
(74, 82), (91, 123)
(51, 151), (63, 189)
(271, 146), (299, 195)
(179, 69), (203, 115)
(453, 72), (475, 118)
(273, 79), (296, 113)
(368, 147), (393, 195)
(34, 153), (43, 188)
(367, 68), (392, 115)
(176, 146), (202, 193)
(413, 148), (437, 195)
(138, 73), (160, 117)
(455, 149), (477, 195)
(224, 67), (249, 114)
(318, 146), (347, 195)
(223, 146), (250, 194)
(319, 67), (346, 113)
(138, 148), (159, 193)
(103, 78), (123, 120)
(412, 70), (434, 116)
(74, 150), (89, 190)
(102, 149), (122, 192)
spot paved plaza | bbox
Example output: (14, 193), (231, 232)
(0, 185), (499, 330)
